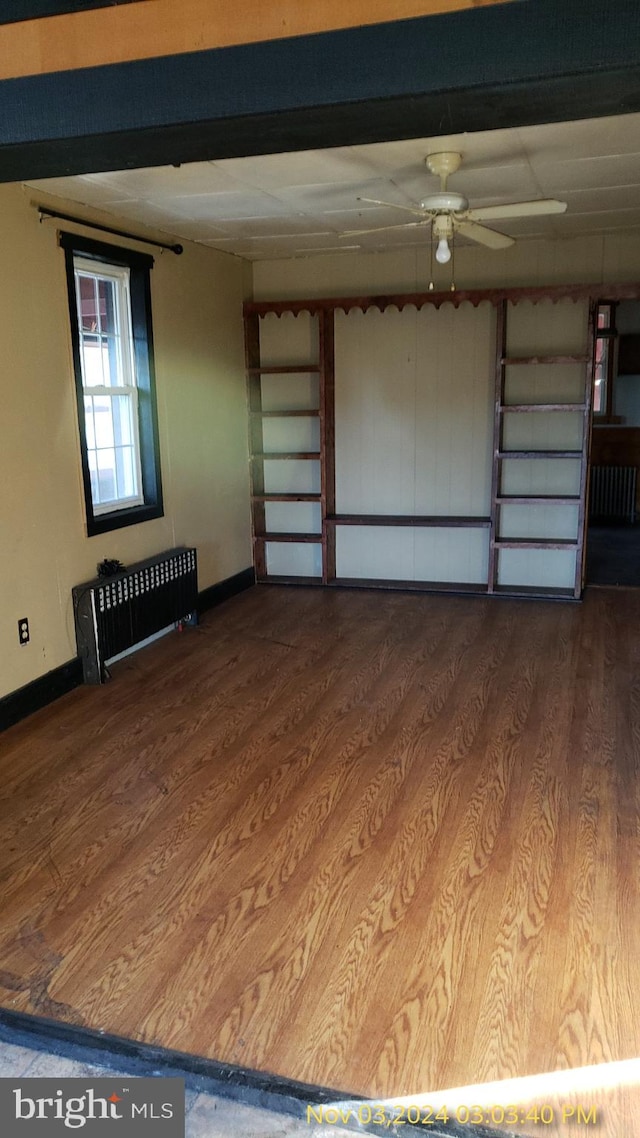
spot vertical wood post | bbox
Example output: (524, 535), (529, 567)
(488, 299), (507, 593)
(245, 312), (266, 580)
(319, 310), (336, 584)
(575, 301), (596, 598)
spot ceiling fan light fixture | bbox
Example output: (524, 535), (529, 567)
(435, 236), (451, 264)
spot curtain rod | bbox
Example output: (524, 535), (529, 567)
(37, 206), (184, 254)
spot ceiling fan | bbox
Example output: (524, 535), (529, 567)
(345, 151), (567, 262)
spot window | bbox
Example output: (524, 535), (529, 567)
(593, 302), (617, 419)
(63, 234), (163, 536)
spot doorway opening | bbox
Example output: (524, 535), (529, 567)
(586, 298), (640, 587)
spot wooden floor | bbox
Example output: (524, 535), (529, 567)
(1, 586), (639, 1135)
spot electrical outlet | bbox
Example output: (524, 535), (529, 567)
(18, 618), (29, 646)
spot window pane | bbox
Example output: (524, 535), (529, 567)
(88, 449), (99, 504)
(593, 338), (608, 413)
(93, 395), (115, 448)
(112, 393), (135, 447)
(96, 447), (117, 503)
(115, 446), (136, 499)
(83, 395), (96, 449)
(78, 274), (98, 333)
(597, 304), (611, 330)
(80, 335), (104, 387)
(97, 277), (117, 337)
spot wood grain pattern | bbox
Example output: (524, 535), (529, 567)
(0, 0), (508, 81)
(1, 586), (639, 1136)
(245, 281), (640, 319)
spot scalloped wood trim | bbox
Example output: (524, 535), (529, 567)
(245, 281), (640, 318)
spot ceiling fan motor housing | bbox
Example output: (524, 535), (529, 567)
(419, 191), (469, 213)
(433, 214), (454, 238)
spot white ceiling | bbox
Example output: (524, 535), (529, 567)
(26, 112), (640, 261)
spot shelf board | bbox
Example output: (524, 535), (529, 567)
(492, 584), (577, 600)
(253, 493), (322, 502)
(500, 403), (586, 413)
(253, 452), (321, 461)
(257, 574), (323, 586)
(251, 409), (320, 418)
(254, 532), (322, 543)
(497, 450), (583, 460)
(501, 355), (589, 366)
(328, 577), (488, 595)
(248, 364), (321, 374)
(496, 495), (581, 505)
(326, 513), (491, 528)
(493, 537), (578, 549)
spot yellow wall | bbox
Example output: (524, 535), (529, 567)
(0, 183), (251, 700)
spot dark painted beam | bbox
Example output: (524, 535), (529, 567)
(0, 1), (140, 23)
(2, 0), (640, 181)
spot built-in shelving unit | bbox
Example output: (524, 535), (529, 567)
(487, 299), (595, 599)
(245, 281), (640, 600)
(245, 311), (334, 584)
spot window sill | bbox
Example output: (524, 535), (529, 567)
(87, 501), (164, 537)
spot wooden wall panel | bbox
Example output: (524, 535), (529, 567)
(414, 303), (494, 516)
(265, 540), (322, 577)
(331, 304), (493, 581)
(334, 308), (418, 515)
(505, 297), (589, 357)
(497, 547), (576, 589)
(259, 312), (318, 369)
(0, 0), (508, 80)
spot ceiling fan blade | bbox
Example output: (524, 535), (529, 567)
(456, 220), (514, 249)
(357, 197), (428, 217)
(341, 219), (433, 237)
(467, 199), (567, 221)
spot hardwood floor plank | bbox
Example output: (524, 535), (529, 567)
(1, 585), (638, 1128)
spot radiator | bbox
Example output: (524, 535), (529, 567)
(73, 547), (198, 684)
(589, 466), (637, 524)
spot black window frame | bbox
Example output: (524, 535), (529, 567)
(62, 232), (164, 537)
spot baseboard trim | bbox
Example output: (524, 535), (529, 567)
(0, 657), (83, 733)
(0, 1010), (346, 1121)
(198, 566), (255, 613)
(0, 1009), (506, 1138)
(0, 567), (256, 733)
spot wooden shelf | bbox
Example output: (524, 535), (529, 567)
(497, 450), (583, 460)
(496, 495), (581, 505)
(252, 409), (320, 418)
(254, 532), (322, 543)
(248, 364), (321, 374)
(328, 577), (488, 595)
(257, 575), (323, 586)
(493, 537), (578, 549)
(501, 355), (589, 365)
(500, 403), (586, 413)
(493, 584), (578, 600)
(253, 493), (321, 502)
(253, 452), (321, 461)
(326, 513), (491, 528)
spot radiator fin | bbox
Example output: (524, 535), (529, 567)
(73, 547), (197, 684)
(589, 466), (637, 524)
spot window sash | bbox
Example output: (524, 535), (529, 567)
(73, 258), (144, 512)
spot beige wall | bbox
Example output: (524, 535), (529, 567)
(0, 184), (251, 700)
